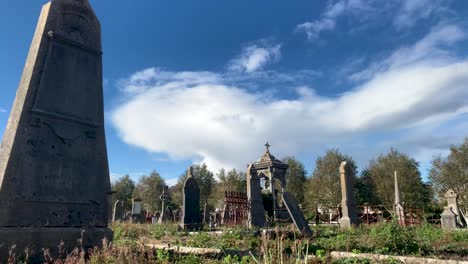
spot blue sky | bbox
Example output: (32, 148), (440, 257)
(1, 0), (468, 186)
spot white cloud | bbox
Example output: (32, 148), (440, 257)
(296, 0), (373, 40)
(111, 25), (468, 172)
(0, 107), (6, 113)
(229, 42), (281, 73)
(349, 24), (466, 82)
(297, 0), (451, 40)
(393, 0), (448, 30)
(165, 178), (179, 187)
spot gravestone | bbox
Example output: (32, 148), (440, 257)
(339, 161), (360, 229)
(180, 167), (201, 230)
(131, 198), (144, 223)
(0, 0), (112, 260)
(441, 189), (465, 229)
(158, 186), (170, 223)
(282, 192), (313, 237)
(112, 200), (124, 222)
(247, 164), (266, 228)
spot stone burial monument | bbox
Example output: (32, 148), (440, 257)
(0, 0), (112, 260)
(180, 167), (202, 231)
(247, 143), (312, 237)
(339, 161), (360, 229)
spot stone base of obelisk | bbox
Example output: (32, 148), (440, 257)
(0, 227), (113, 263)
(339, 216), (360, 229)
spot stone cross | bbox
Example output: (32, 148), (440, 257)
(158, 186), (170, 223)
(394, 171), (405, 226)
(180, 167), (201, 230)
(0, 0), (112, 259)
(339, 161), (360, 229)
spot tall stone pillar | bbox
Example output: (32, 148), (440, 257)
(339, 161), (360, 229)
(247, 164), (266, 228)
(0, 0), (112, 260)
(394, 171), (405, 226)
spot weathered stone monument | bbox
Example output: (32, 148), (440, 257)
(247, 164), (266, 228)
(158, 186), (171, 223)
(247, 143), (309, 234)
(203, 202), (211, 225)
(282, 192), (313, 237)
(131, 198), (144, 223)
(112, 200), (125, 222)
(339, 161), (360, 229)
(441, 189), (465, 229)
(394, 171), (406, 226)
(180, 167), (201, 230)
(0, 0), (112, 260)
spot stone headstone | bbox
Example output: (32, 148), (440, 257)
(112, 200), (125, 222)
(158, 186), (171, 223)
(180, 167), (201, 230)
(131, 198), (144, 223)
(282, 192), (313, 237)
(247, 164), (266, 228)
(0, 0), (112, 260)
(132, 198), (143, 215)
(339, 161), (360, 229)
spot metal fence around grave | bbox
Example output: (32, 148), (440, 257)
(221, 191), (249, 227)
(313, 205), (426, 227)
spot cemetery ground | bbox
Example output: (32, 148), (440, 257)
(7, 221), (467, 263)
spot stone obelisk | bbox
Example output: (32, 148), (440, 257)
(0, 0), (112, 260)
(394, 171), (405, 226)
(339, 161), (360, 229)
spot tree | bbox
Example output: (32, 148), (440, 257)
(133, 170), (166, 213)
(354, 169), (379, 206)
(304, 149), (358, 212)
(429, 138), (468, 223)
(193, 163), (216, 206)
(112, 175), (135, 211)
(210, 168), (247, 209)
(283, 157), (307, 204)
(169, 173), (186, 209)
(366, 149), (430, 208)
(169, 164), (216, 208)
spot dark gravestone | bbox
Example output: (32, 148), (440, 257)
(282, 192), (313, 237)
(180, 167), (201, 230)
(112, 200), (124, 222)
(0, 0), (112, 260)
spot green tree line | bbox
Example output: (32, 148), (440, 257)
(111, 138), (468, 223)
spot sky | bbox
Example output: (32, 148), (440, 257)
(1, 0), (468, 186)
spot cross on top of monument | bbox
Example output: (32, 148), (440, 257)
(265, 142), (270, 152)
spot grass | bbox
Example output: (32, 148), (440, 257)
(5, 222), (468, 263)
